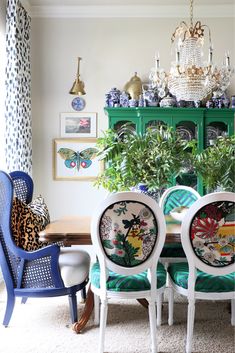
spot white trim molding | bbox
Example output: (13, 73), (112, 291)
(21, 3), (235, 18)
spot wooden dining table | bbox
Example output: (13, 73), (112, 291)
(39, 215), (181, 333)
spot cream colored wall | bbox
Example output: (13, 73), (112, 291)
(31, 16), (235, 220)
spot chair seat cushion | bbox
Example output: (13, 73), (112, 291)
(90, 261), (166, 292)
(59, 248), (90, 287)
(168, 262), (235, 293)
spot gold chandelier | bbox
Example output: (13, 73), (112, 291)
(149, 0), (234, 102)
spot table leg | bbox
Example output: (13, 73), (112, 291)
(73, 285), (94, 333)
(137, 299), (148, 308)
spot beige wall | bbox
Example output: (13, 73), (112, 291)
(31, 16), (235, 220)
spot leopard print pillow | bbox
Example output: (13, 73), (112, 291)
(11, 196), (50, 251)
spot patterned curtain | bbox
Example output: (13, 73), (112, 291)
(5, 0), (32, 174)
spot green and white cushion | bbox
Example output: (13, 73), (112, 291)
(90, 261), (166, 292)
(168, 262), (235, 292)
(164, 189), (198, 215)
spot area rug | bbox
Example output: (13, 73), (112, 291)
(0, 285), (234, 353)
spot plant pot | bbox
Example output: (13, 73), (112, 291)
(132, 184), (163, 203)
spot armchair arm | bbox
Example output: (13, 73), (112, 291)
(15, 244), (64, 289)
(13, 243), (60, 261)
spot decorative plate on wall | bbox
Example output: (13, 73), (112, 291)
(71, 97), (86, 111)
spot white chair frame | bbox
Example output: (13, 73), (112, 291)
(168, 192), (235, 353)
(91, 191), (166, 353)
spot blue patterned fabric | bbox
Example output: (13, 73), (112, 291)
(90, 261), (166, 292)
(5, 0), (32, 174)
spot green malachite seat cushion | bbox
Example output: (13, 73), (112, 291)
(90, 262), (166, 292)
(168, 262), (235, 293)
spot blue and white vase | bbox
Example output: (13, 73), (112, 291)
(132, 184), (162, 203)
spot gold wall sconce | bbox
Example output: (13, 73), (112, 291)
(69, 57), (86, 95)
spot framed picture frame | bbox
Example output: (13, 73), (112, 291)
(53, 138), (103, 180)
(60, 112), (97, 138)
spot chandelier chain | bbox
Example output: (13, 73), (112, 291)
(190, 0), (193, 28)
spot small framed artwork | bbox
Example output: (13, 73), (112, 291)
(54, 138), (103, 180)
(60, 112), (97, 138)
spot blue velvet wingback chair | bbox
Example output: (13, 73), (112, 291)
(0, 170), (90, 327)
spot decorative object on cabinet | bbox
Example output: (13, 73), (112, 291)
(231, 95), (235, 109)
(94, 125), (190, 194)
(123, 72), (142, 100)
(104, 106), (235, 195)
(205, 125), (222, 146)
(159, 94), (177, 108)
(149, 52), (169, 98)
(176, 126), (194, 141)
(142, 84), (158, 107)
(192, 135), (235, 192)
(119, 91), (130, 107)
(54, 138), (103, 180)
(71, 96), (86, 111)
(69, 57), (86, 95)
(149, 0), (234, 101)
(60, 112), (97, 138)
(105, 87), (121, 107)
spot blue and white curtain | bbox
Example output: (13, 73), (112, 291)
(5, 0), (32, 174)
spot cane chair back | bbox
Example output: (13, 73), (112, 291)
(10, 171), (33, 204)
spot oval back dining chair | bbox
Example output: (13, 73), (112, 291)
(90, 191), (167, 353)
(159, 185), (201, 263)
(0, 170), (90, 326)
(167, 192), (235, 353)
(10, 170), (34, 204)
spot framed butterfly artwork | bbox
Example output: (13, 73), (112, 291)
(53, 138), (103, 180)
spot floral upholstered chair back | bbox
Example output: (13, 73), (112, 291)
(91, 191), (166, 276)
(181, 192), (235, 275)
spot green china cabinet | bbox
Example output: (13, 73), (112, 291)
(104, 107), (234, 195)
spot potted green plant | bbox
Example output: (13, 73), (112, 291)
(192, 134), (235, 192)
(94, 125), (191, 197)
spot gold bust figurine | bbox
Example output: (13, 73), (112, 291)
(124, 72), (142, 100)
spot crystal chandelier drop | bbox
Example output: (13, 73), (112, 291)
(149, 0), (234, 102)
